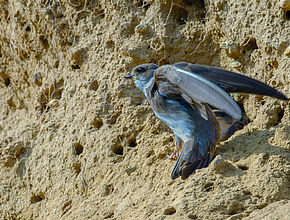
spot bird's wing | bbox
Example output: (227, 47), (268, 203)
(151, 71), (221, 179)
(156, 65), (242, 119)
(173, 62), (288, 101)
(171, 104), (219, 180)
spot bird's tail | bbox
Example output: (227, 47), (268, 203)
(171, 139), (215, 180)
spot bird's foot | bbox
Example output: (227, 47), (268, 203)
(167, 144), (182, 160)
(167, 151), (179, 160)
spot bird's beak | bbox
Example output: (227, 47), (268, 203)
(124, 74), (134, 79)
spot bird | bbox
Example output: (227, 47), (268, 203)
(125, 62), (288, 180)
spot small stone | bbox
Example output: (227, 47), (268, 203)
(220, 40), (241, 58)
(125, 167), (137, 176)
(88, 80), (99, 91)
(47, 99), (59, 108)
(229, 60), (242, 69)
(209, 155), (228, 171)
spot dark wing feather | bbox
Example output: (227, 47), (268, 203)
(173, 62), (288, 101)
(156, 65), (242, 119)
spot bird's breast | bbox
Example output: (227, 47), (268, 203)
(152, 99), (196, 142)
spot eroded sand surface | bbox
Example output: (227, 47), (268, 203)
(0, 0), (289, 219)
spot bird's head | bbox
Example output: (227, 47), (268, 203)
(125, 63), (159, 94)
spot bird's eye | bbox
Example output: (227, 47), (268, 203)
(136, 67), (146, 73)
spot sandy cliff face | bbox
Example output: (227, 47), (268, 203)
(0, 0), (289, 219)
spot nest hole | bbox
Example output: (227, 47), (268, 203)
(39, 36), (49, 50)
(243, 190), (252, 195)
(111, 144), (123, 155)
(72, 64), (80, 69)
(30, 193), (45, 204)
(188, 214), (198, 219)
(106, 40), (115, 48)
(262, 153), (270, 161)
(195, 0), (206, 19)
(128, 138), (137, 148)
(174, 6), (188, 25)
(37, 80), (64, 113)
(242, 38), (258, 54)
(274, 109), (284, 126)
(71, 48), (88, 69)
(72, 142), (84, 155)
(164, 207), (176, 215)
(227, 203), (243, 215)
(204, 182), (214, 192)
(237, 164), (249, 170)
(237, 101), (251, 125)
(286, 11), (290, 20)
(91, 117), (103, 129)
(0, 72), (11, 86)
(187, 0), (206, 20)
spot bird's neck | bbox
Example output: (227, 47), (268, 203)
(135, 76), (154, 96)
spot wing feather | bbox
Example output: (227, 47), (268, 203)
(157, 65), (242, 119)
(171, 104), (219, 179)
(173, 62), (288, 101)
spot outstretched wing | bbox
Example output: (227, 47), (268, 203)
(173, 62), (288, 101)
(156, 65), (242, 120)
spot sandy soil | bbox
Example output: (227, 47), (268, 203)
(0, 0), (289, 219)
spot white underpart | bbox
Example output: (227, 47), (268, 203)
(134, 76), (154, 95)
(154, 99), (195, 142)
(135, 74), (196, 141)
(156, 111), (194, 142)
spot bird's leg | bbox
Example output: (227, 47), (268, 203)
(167, 135), (183, 160)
